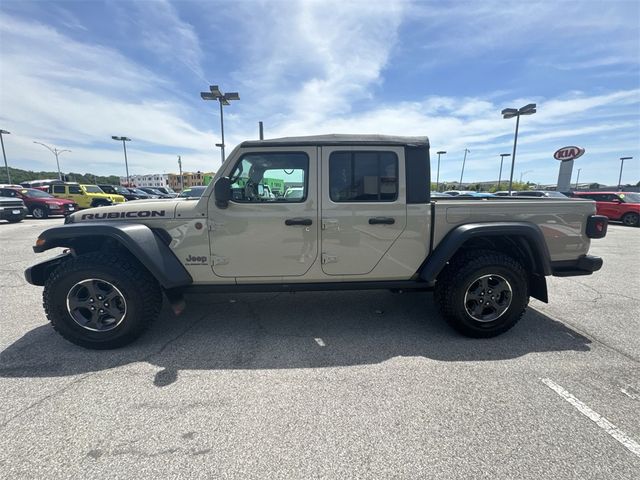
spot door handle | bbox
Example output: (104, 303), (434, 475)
(369, 217), (395, 225)
(285, 218), (313, 226)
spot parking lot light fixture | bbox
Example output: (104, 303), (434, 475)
(33, 141), (71, 180)
(0, 129), (11, 184)
(201, 85), (240, 163)
(435, 151), (446, 192)
(502, 103), (537, 194)
(498, 153), (511, 191)
(575, 168), (582, 189)
(618, 156), (633, 191)
(111, 136), (131, 186)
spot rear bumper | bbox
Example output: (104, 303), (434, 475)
(551, 255), (603, 277)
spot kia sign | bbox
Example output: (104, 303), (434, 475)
(554, 146), (585, 162)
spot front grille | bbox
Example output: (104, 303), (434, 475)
(1, 201), (24, 208)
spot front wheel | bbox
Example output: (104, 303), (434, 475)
(622, 212), (639, 227)
(31, 206), (48, 219)
(434, 251), (529, 337)
(43, 252), (162, 349)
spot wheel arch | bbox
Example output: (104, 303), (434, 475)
(420, 222), (551, 302)
(25, 222), (192, 289)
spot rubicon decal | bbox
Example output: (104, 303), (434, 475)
(80, 210), (166, 220)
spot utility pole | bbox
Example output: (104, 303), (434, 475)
(111, 136), (131, 186)
(498, 153), (510, 191)
(618, 157), (633, 191)
(0, 129), (11, 183)
(259, 121), (264, 140)
(33, 141), (71, 180)
(575, 168), (581, 189)
(178, 155), (183, 191)
(435, 151), (446, 192)
(459, 148), (470, 186)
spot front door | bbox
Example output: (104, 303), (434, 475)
(320, 146), (407, 275)
(209, 147), (318, 278)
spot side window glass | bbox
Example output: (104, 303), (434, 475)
(228, 152), (308, 203)
(329, 151), (398, 202)
(53, 185), (65, 194)
(69, 185), (82, 194)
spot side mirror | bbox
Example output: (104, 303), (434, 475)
(214, 177), (231, 209)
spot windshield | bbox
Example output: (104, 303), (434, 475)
(22, 188), (54, 198)
(621, 193), (640, 203)
(83, 185), (104, 193)
(130, 188), (147, 195)
(110, 185), (130, 194)
(545, 191), (567, 198)
(178, 187), (205, 198)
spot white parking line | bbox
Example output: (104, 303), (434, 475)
(541, 378), (640, 458)
(621, 387), (639, 401)
(314, 338), (326, 347)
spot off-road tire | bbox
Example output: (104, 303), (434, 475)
(434, 250), (529, 338)
(43, 252), (162, 349)
(31, 206), (48, 219)
(622, 212), (639, 227)
(91, 200), (111, 208)
(7, 217), (23, 223)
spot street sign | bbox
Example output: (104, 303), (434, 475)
(554, 146), (585, 161)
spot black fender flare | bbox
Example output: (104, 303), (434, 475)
(420, 222), (552, 301)
(25, 222), (192, 289)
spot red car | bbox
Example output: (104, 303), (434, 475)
(572, 191), (640, 227)
(0, 187), (78, 219)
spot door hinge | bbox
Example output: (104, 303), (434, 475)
(321, 253), (338, 264)
(211, 255), (228, 266)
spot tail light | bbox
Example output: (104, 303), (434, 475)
(586, 215), (607, 239)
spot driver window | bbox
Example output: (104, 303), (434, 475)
(229, 152), (308, 203)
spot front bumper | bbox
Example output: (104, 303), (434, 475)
(551, 255), (603, 277)
(0, 206), (28, 220)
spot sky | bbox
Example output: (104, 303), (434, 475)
(0, 0), (639, 186)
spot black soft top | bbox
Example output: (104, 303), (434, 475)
(240, 134), (429, 148)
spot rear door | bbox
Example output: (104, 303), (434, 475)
(320, 146), (407, 275)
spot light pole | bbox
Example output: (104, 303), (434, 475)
(178, 155), (183, 191)
(33, 141), (70, 180)
(575, 168), (582, 189)
(200, 85), (240, 163)
(111, 136), (131, 186)
(459, 148), (470, 186)
(520, 170), (533, 183)
(618, 156), (633, 191)
(0, 129), (11, 183)
(502, 103), (537, 193)
(436, 151), (446, 192)
(498, 153), (510, 190)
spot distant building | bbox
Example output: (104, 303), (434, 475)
(167, 171), (216, 192)
(120, 174), (170, 188)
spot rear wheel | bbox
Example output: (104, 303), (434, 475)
(43, 252), (162, 349)
(31, 206), (48, 219)
(434, 250), (529, 337)
(622, 212), (639, 227)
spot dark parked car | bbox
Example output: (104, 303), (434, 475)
(126, 188), (155, 199)
(513, 190), (568, 198)
(0, 195), (28, 223)
(138, 187), (173, 199)
(0, 187), (77, 218)
(178, 186), (206, 198)
(98, 184), (140, 201)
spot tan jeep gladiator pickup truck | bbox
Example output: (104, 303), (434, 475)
(25, 134), (608, 349)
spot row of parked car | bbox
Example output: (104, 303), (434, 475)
(433, 189), (640, 227)
(0, 179), (207, 223)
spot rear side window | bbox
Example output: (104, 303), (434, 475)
(329, 151), (398, 202)
(53, 185), (66, 194)
(69, 185), (82, 194)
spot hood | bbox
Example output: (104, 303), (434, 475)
(67, 199), (182, 223)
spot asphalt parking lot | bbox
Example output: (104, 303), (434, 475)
(1, 217), (638, 479)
